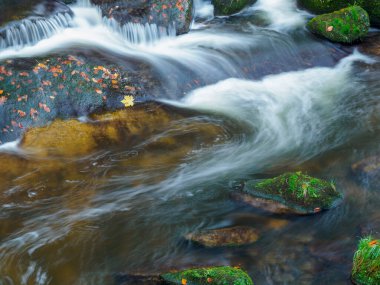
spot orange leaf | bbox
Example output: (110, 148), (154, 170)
(17, 110), (26, 117)
(181, 279), (187, 285)
(0, 90), (3, 95)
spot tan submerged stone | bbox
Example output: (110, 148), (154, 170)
(185, 226), (259, 247)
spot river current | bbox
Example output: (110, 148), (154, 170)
(0, 0), (379, 284)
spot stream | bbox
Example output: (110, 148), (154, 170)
(0, 0), (379, 284)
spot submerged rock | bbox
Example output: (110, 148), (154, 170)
(237, 172), (342, 215)
(351, 156), (380, 186)
(307, 6), (369, 44)
(185, 226), (259, 247)
(161, 266), (254, 285)
(91, 0), (194, 35)
(17, 102), (227, 157)
(351, 236), (380, 285)
(212, 0), (256, 16)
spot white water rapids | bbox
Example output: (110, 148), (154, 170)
(0, 1), (379, 285)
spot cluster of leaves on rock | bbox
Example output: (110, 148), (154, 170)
(0, 56), (136, 143)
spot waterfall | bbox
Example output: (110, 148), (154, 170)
(0, 12), (73, 50)
(103, 18), (176, 45)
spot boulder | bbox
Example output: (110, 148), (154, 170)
(0, 55), (142, 144)
(91, 0), (194, 35)
(185, 226), (259, 247)
(298, 0), (380, 28)
(161, 266), (254, 285)
(351, 237), (380, 285)
(212, 0), (257, 16)
(237, 172), (342, 215)
(307, 6), (369, 44)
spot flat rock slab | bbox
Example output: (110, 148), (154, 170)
(185, 226), (259, 247)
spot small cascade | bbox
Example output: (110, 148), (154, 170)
(103, 17), (176, 45)
(0, 12), (73, 50)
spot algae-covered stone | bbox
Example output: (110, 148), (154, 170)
(241, 172), (342, 215)
(352, 237), (380, 285)
(161, 266), (253, 285)
(212, 0), (256, 16)
(297, 1), (380, 28)
(185, 226), (259, 247)
(307, 6), (369, 43)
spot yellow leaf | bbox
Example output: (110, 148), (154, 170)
(181, 279), (187, 285)
(0, 90), (3, 95)
(121, 95), (134, 107)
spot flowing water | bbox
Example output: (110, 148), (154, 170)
(0, 0), (380, 284)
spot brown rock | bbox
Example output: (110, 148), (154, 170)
(185, 226), (259, 247)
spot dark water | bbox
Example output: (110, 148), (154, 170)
(0, 0), (379, 284)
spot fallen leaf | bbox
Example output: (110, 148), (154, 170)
(121, 95), (134, 107)
(181, 279), (187, 285)
(326, 26), (333, 32)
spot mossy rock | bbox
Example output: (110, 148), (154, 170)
(297, 1), (380, 28)
(212, 0), (256, 16)
(161, 266), (254, 285)
(185, 226), (259, 247)
(242, 172), (342, 215)
(307, 6), (369, 43)
(352, 237), (380, 285)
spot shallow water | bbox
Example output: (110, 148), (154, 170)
(0, 0), (379, 284)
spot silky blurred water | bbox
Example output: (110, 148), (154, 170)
(0, 0), (379, 284)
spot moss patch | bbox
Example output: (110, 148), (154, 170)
(352, 236), (380, 285)
(307, 6), (369, 43)
(243, 172), (342, 214)
(161, 266), (253, 285)
(297, 0), (380, 27)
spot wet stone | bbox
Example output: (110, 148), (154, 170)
(160, 266), (254, 285)
(233, 172), (342, 215)
(306, 6), (370, 44)
(91, 0), (194, 35)
(185, 226), (259, 247)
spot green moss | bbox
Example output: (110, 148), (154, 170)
(307, 6), (369, 43)
(352, 237), (380, 285)
(244, 172), (342, 214)
(212, 0), (256, 16)
(161, 266), (254, 285)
